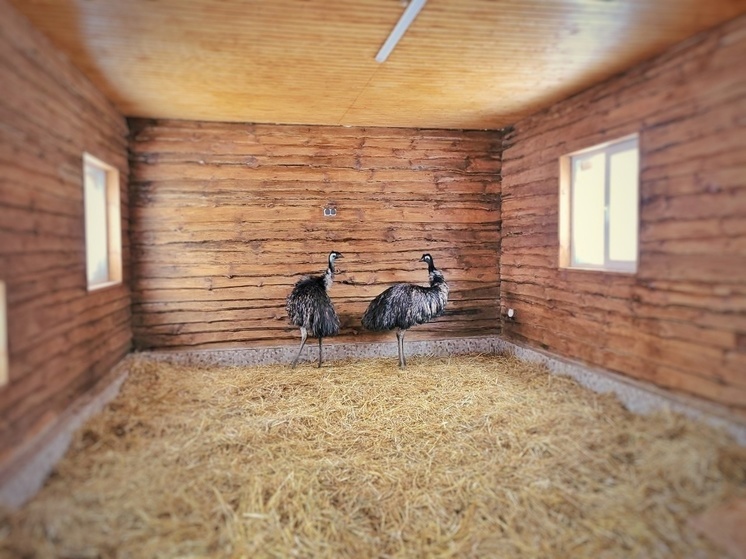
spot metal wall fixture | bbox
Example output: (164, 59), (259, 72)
(375, 0), (428, 63)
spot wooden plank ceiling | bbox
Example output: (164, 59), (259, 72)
(10, 0), (746, 129)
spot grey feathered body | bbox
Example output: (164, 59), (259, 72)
(286, 270), (340, 338)
(362, 269), (449, 331)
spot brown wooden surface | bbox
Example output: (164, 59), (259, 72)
(129, 120), (502, 350)
(0, 0), (131, 467)
(501, 14), (746, 417)
(9, 0), (746, 129)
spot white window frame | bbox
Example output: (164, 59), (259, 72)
(83, 153), (122, 290)
(559, 134), (639, 274)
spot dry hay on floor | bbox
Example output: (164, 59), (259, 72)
(1, 354), (744, 558)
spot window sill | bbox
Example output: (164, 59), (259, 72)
(559, 266), (637, 275)
(87, 280), (122, 292)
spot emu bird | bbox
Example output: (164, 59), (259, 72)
(286, 251), (343, 368)
(361, 253), (449, 368)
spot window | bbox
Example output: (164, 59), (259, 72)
(83, 153), (122, 289)
(0, 281), (7, 387)
(559, 135), (639, 273)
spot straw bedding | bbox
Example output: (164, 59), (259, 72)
(1, 353), (744, 558)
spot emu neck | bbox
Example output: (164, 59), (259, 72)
(323, 266), (334, 290)
(429, 269), (446, 287)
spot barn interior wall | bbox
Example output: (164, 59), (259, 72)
(501, 13), (746, 418)
(0, 0), (131, 475)
(2, 0), (745, 502)
(128, 120), (502, 351)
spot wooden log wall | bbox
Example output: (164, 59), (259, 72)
(0, 0), (131, 470)
(129, 120), (501, 351)
(501, 14), (746, 417)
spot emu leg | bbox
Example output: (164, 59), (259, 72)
(396, 329), (406, 369)
(318, 337), (323, 368)
(291, 327), (308, 368)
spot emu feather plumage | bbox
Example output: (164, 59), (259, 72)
(362, 253), (449, 368)
(286, 251), (342, 368)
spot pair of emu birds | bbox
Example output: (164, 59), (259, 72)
(286, 251), (449, 368)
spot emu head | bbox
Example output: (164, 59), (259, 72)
(328, 250), (344, 273)
(419, 253), (435, 272)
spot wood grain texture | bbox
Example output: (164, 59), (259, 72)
(0, 0), (131, 467)
(9, 0), (746, 129)
(501, 14), (746, 417)
(129, 120), (502, 351)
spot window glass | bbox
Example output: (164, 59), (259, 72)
(85, 164), (110, 286)
(571, 151), (605, 267)
(608, 145), (639, 264)
(83, 153), (121, 289)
